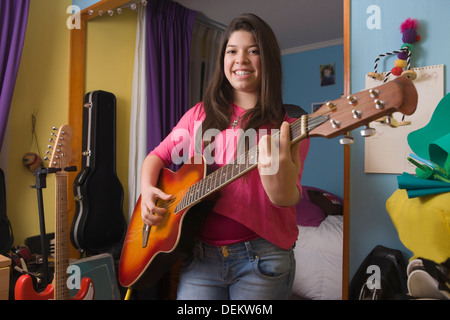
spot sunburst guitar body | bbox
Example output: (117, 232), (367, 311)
(119, 154), (206, 289)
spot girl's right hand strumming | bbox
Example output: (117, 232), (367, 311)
(140, 154), (172, 226)
(140, 185), (172, 226)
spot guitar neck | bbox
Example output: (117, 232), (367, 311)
(54, 172), (70, 300)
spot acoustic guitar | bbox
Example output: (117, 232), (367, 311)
(119, 76), (418, 290)
(15, 125), (95, 300)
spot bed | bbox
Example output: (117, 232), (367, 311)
(290, 186), (344, 300)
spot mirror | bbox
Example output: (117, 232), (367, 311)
(173, 0), (346, 300)
(70, 0), (346, 300)
(174, 0), (345, 300)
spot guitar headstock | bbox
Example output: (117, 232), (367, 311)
(45, 125), (73, 170)
(307, 76), (417, 141)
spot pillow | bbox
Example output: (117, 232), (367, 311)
(292, 216), (343, 299)
(307, 189), (343, 216)
(295, 186), (343, 227)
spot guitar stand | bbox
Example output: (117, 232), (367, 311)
(31, 167), (61, 287)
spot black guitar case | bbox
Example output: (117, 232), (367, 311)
(71, 90), (127, 258)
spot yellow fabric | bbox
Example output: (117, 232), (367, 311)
(386, 189), (450, 264)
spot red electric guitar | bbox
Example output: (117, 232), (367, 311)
(119, 77), (418, 290)
(15, 125), (95, 300)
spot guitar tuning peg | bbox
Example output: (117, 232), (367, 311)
(352, 109), (363, 119)
(369, 89), (379, 98)
(360, 125), (376, 137)
(339, 134), (354, 145)
(374, 115), (399, 128)
(330, 119), (341, 128)
(385, 115), (398, 128)
(374, 99), (385, 109)
(326, 101), (337, 111)
(347, 95), (358, 105)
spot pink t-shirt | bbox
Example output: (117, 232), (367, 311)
(150, 103), (310, 250)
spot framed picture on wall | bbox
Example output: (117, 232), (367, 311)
(320, 63), (335, 86)
(311, 102), (324, 113)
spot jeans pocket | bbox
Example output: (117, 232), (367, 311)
(252, 249), (293, 280)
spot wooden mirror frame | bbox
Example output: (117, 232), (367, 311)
(67, 0), (132, 258)
(68, 0), (352, 299)
(343, 0), (350, 299)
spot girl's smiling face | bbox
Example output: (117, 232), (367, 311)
(223, 30), (261, 106)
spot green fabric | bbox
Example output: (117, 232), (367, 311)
(429, 133), (450, 173)
(408, 93), (450, 160)
(397, 172), (450, 198)
(403, 93), (450, 197)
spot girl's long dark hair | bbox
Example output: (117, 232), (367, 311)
(201, 13), (285, 135)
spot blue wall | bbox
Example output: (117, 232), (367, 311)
(72, 0), (99, 10)
(282, 45), (344, 197)
(349, 0), (450, 279)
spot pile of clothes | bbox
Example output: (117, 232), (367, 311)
(386, 93), (450, 300)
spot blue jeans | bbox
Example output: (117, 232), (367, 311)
(177, 238), (295, 300)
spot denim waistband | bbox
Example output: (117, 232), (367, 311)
(194, 238), (288, 262)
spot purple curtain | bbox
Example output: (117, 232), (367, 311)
(146, 0), (197, 153)
(0, 0), (30, 149)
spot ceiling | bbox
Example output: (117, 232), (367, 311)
(175, 0), (343, 51)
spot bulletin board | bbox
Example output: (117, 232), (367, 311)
(364, 64), (444, 174)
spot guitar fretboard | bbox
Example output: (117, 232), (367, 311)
(176, 154), (258, 211)
(54, 173), (70, 300)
